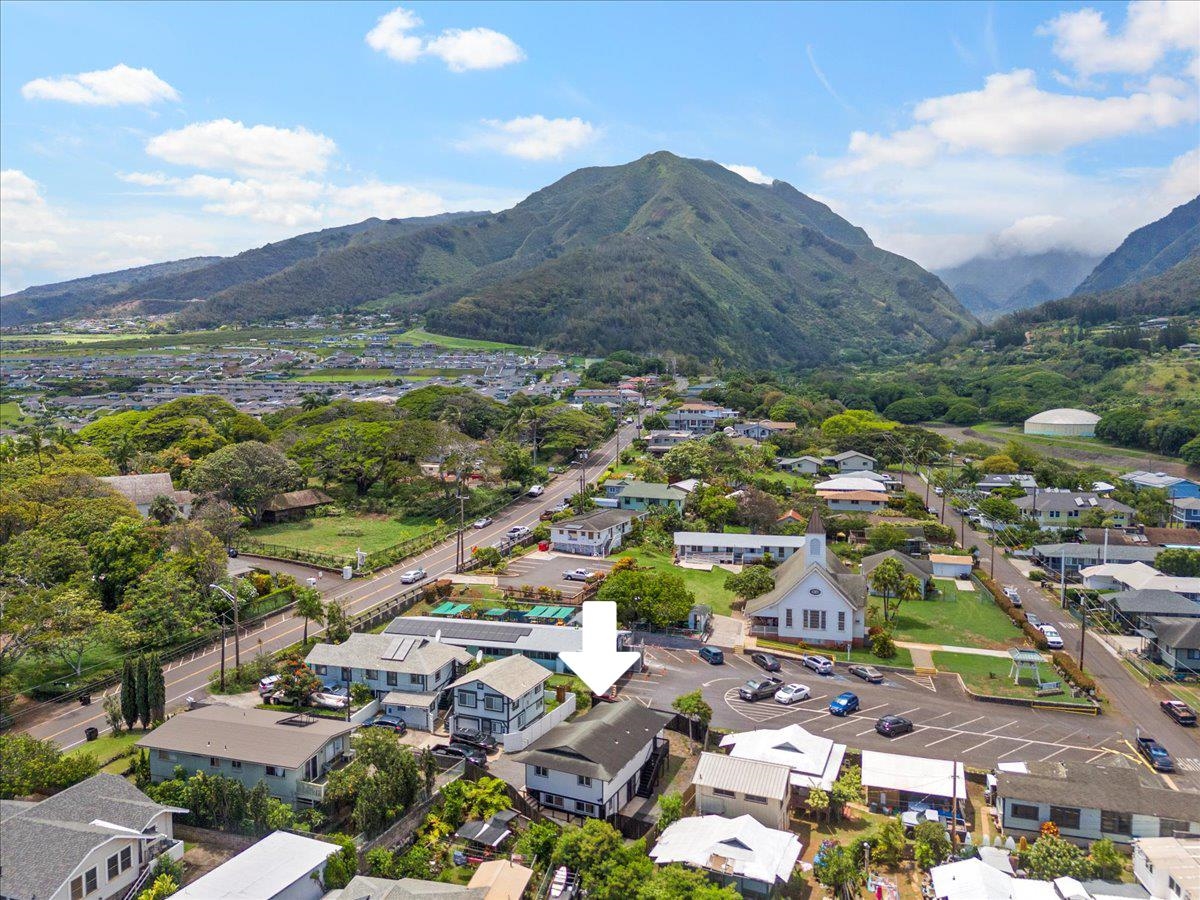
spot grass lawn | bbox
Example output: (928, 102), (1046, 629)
(873, 579), (1021, 650)
(67, 730), (146, 765)
(756, 637), (914, 669)
(249, 513), (435, 556)
(614, 547), (736, 615)
(973, 422), (1169, 462)
(0, 401), (29, 428)
(762, 471), (815, 492)
(933, 651), (1093, 706)
(396, 327), (529, 351)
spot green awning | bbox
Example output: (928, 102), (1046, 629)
(429, 602), (455, 615)
(548, 606), (574, 619)
(484, 608), (509, 618)
(526, 605), (548, 618)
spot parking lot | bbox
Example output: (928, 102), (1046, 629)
(499, 552), (617, 597)
(620, 646), (1200, 790)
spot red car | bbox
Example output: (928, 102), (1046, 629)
(1161, 699), (1197, 726)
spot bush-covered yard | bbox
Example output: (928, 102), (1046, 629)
(871, 579), (1022, 650)
(933, 651), (1093, 705)
(755, 637), (915, 669)
(614, 547), (737, 615)
(249, 513), (437, 556)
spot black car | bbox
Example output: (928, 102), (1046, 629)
(450, 728), (499, 752)
(751, 652), (782, 673)
(875, 715), (914, 737)
(431, 742), (488, 767)
(739, 677), (784, 702)
(364, 714), (408, 735)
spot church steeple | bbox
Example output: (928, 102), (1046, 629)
(806, 505), (827, 570)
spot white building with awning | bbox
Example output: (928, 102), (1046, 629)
(861, 750), (966, 812)
(719, 724), (846, 793)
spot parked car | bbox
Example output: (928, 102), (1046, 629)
(774, 683), (811, 705)
(933, 486), (944, 496)
(450, 728), (499, 752)
(562, 568), (598, 582)
(698, 646), (725, 665)
(1135, 735), (1175, 772)
(472, 517), (493, 529)
(257, 674), (281, 697)
(751, 652), (782, 673)
(1040, 626), (1064, 649)
(549, 501), (569, 513)
(365, 715), (408, 734)
(400, 568), (427, 584)
(309, 689), (351, 710)
(1025, 614), (1042, 629)
(848, 664), (883, 683)
(828, 692), (860, 716)
(1161, 699), (1198, 726)
(802, 655), (834, 675)
(506, 525), (532, 539)
(431, 743), (488, 768)
(739, 677), (784, 702)
(875, 715), (914, 737)
(527, 485), (545, 497)
(1002, 586), (1022, 607)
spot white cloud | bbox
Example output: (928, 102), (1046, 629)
(806, 45), (854, 112)
(366, 6), (524, 72)
(21, 63), (179, 106)
(1038, 0), (1199, 81)
(722, 164), (774, 185)
(326, 181), (451, 220)
(462, 115), (598, 160)
(146, 119), (337, 176)
(836, 69), (1196, 173)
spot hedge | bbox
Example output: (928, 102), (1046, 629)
(1051, 652), (1096, 693)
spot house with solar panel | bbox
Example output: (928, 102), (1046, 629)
(381, 615), (637, 675)
(304, 633), (470, 731)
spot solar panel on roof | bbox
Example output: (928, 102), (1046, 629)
(384, 618), (533, 644)
(383, 637), (417, 660)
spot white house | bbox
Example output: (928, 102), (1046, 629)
(813, 476), (887, 494)
(861, 751), (966, 816)
(817, 489), (888, 512)
(775, 456), (822, 475)
(0, 773), (186, 900)
(549, 508), (642, 557)
(448, 654), (550, 737)
(718, 724), (846, 795)
(929, 554), (974, 579)
(744, 509), (869, 648)
(173, 831), (338, 900)
(1132, 837), (1200, 900)
(1079, 561), (1200, 600)
(650, 815), (802, 899)
(735, 421), (798, 442)
(691, 751), (792, 829)
(514, 701), (673, 820)
(305, 633), (470, 731)
(824, 450), (877, 472)
(645, 430), (694, 454)
(674, 531), (806, 564)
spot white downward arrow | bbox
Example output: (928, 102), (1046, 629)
(559, 601), (640, 696)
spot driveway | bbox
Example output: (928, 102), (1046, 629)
(499, 553), (616, 597)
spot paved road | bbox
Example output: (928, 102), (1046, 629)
(900, 472), (1200, 776)
(24, 422), (639, 750)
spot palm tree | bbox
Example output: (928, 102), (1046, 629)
(20, 425), (56, 472)
(300, 392), (324, 412)
(868, 557), (904, 624)
(111, 433), (137, 475)
(51, 425), (76, 451)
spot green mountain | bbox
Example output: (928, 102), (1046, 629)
(0, 212), (481, 326)
(0, 256), (220, 325)
(1073, 195), (1200, 295)
(181, 152), (973, 365)
(937, 249), (1102, 322)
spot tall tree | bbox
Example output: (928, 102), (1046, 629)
(121, 658), (139, 731)
(187, 441), (304, 525)
(868, 557), (904, 624)
(148, 653), (166, 722)
(295, 587), (325, 644)
(135, 654), (152, 729)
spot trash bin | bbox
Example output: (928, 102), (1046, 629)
(84, 726), (99, 741)
(538, 540), (549, 552)
(79, 695), (92, 706)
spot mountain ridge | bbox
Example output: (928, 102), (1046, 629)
(937, 249), (1102, 322)
(1073, 195), (1200, 295)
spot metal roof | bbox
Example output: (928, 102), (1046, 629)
(692, 752), (790, 800)
(173, 831), (338, 899)
(1025, 408), (1101, 425)
(674, 531), (805, 549)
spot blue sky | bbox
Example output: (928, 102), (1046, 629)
(2, 0), (1197, 293)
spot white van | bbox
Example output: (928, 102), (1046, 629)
(527, 484), (545, 497)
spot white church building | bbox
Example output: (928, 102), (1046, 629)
(744, 508), (869, 648)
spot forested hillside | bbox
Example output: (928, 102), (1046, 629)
(1073, 195), (1199, 295)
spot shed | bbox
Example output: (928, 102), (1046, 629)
(260, 488), (334, 523)
(861, 750), (966, 813)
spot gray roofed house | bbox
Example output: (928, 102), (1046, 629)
(549, 507), (643, 557)
(448, 654), (551, 739)
(1032, 542), (1161, 574)
(615, 481), (687, 512)
(447, 653), (549, 699)
(1015, 490), (1134, 528)
(1106, 590), (1200, 629)
(1144, 615), (1200, 674)
(860, 550), (933, 592)
(0, 773), (186, 900)
(328, 876), (487, 899)
(306, 633), (470, 678)
(100, 472), (195, 518)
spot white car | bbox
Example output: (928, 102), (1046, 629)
(562, 568), (598, 582)
(400, 568), (427, 584)
(774, 683), (811, 705)
(527, 485), (545, 497)
(506, 525), (532, 539)
(1040, 626), (1064, 649)
(802, 655), (834, 675)
(472, 517), (493, 529)
(1002, 586), (1022, 607)
(309, 690), (350, 710)
(934, 486), (944, 496)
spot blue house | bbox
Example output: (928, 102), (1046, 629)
(1172, 497), (1200, 529)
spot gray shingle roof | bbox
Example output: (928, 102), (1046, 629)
(552, 508), (641, 531)
(0, 773), (185, 900)
(331, 875), (487, 899)
(513, 701), (672, 781)
(1033, 543), (1160, 563)
(861, 550), (933, 581)
(998, 761), (1200, 822)
(305, 633), (470, 677)
(616, 481), (686, 501)
(447, 654), (549, 699)
(1146, 615), (1200, 650)
(1110, 590), (1199, 616)
(1015, 492), (1132, 515)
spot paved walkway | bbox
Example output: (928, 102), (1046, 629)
(896, 640), (1017, 660)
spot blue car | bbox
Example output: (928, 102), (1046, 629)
(698, 646), (724, 665)
(828, 691), (860, 716)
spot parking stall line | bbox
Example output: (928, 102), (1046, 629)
(892, 707), (922, 718)
(1085, 750), (1109, 763)
(919, 711), (955, 723)
(983, 719), (1018, 735)
(948, 716), (984, 729)
(960, 736), (997, 754)
(859, 704), (889, 715)
(886, 727), (925, 743)
(855, 727), (878, 737)
(1037, 747), (1071, 762)
(923, 732), (965, 749)
(820, 719), (860, 731)
(995, 741), (1034, 760)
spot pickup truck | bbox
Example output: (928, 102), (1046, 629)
(1161, 699), (1197, 726)
(1135, 735), (1176, 772)
(562, 568), (598, 582)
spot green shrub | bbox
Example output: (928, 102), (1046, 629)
(870, 631), (897, 659)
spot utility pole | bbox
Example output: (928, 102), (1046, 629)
(990, 526), (996, 578)
(209, 583), (241, 670)
(455, 485), (467, 573)
(1079, 595), (1088, 673)
(950, 763), (960, 852)
(218, 616), (227, 692)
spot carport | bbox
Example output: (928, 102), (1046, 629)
(382, 690), (438, 730)
(861, 750), (967, 818)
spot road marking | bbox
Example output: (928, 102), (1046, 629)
(855, 727), (878, 737)
(820, 718), (859, 731)
(996, 741), (1032, 760)
(892, 707), (922, 718)
(1037, 747), (1070, 762)
(1086, 750), (1110, 763)
(897, 673), (937, 692)
(950, 715), (984, 729)
(922, 711), (955, 722)
(923, 732), (965, 748)
(960, 736), (997, 754)
(983, 719), (1018, 735)
(1174, 757), (1200, 773)
(858, 703), (888, 714)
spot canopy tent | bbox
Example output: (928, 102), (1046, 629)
(484, 608), (510, 618)
(430, 602), (470, 617)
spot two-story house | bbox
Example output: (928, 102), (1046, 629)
(305, 633), (470, 731)
(744, 509), (868, 648)
(975, 473), (1038, 494)
(137, 705), (356, 807)
(691, 751), (792, 829)
(1014, 490), (1134, 529)
(0, 773), (185, 900)
(616, 481), (687, 513)
(734, 421), (798, 442)
(823, 450), (877, 472)
(549, 508), (642, 557)
(664, 402), (737, 434)
(645, 430), (695, 454)
(514, 701), (673, 820)
(1174, 497), (1200, 530)
(448, 654), (551, 737)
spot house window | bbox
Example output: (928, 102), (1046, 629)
(577, 775), (592, 787)
(386, 672), (398, 686)
(837, 611), (846, 631)
(209, 757), (219, 767)
(485, 695), (505, 712)
(340, 667), (351, 681)
(365, 669), (378, 681)
(120, 847), (132, 871)
(713, 788), (735, 798)
(1100, 810), (1132, 835)
(1010, 803), (1039, 821)
(744, 794), (768, 804)
(1160, 818), (1190, 837)
(1049, 806), (1081, 830)
(785, 609), (793, 628)
(315, 665), (327, 676)
(231, 760), (242, 769)
(574, 800), (594, 814)
(107, 853), (120, 879)
(457, 690), (477, 708)
(157, 750), (171, 761)
(266, 765), (282, 777)
(803, 610), (827, 630)
(534, 766), (549, 778)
